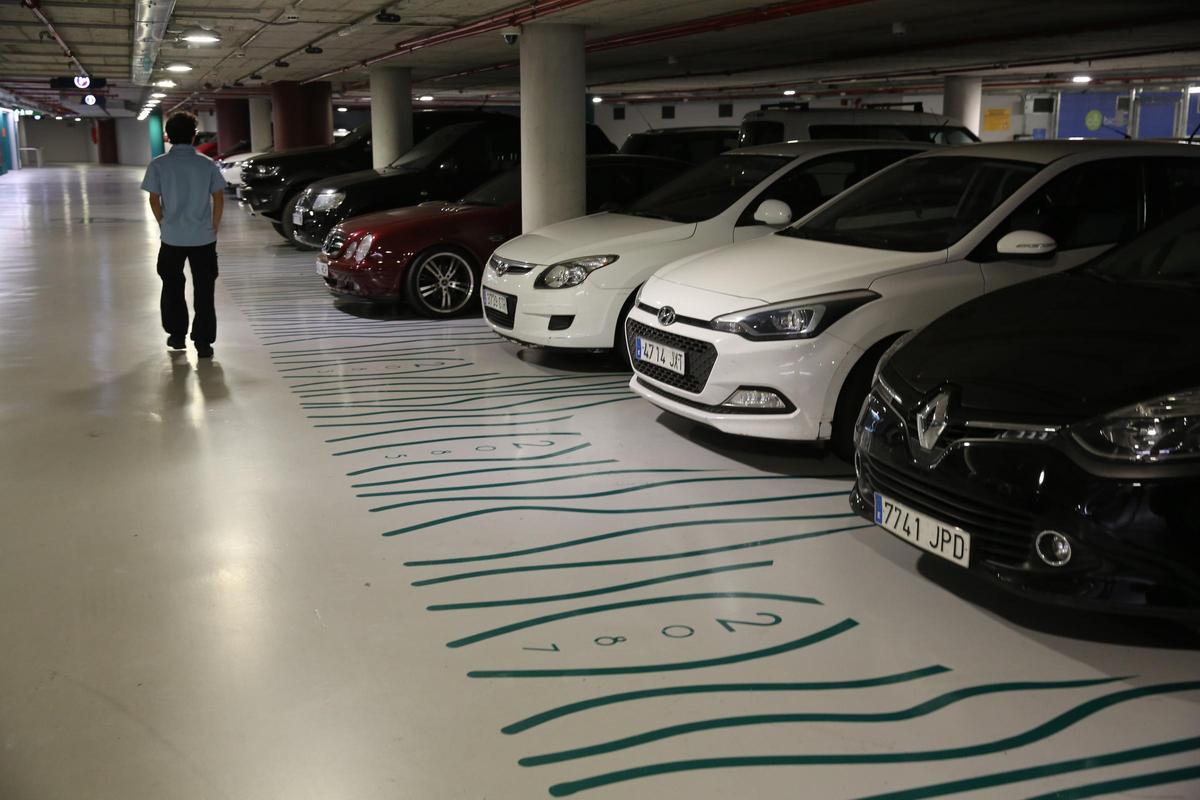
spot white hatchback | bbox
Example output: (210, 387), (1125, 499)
(626, 141), (1200, 456)
(480, 142), (932, 351)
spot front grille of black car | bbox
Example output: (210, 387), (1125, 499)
(322, 231), (346, 257)
(626, 319), (717, 394)
(484, 290), (516, 329)
(859, 453), (1034, 567)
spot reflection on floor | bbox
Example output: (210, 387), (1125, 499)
(1, 166), (1198, 800)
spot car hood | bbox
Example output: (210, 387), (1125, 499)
(251, 144), (341, 166)
(655, 233), (945, 304)
(493, 213), (696, 265)
(891, 273), (1200, 421)
(306, 165), (425, 194)
(338, 201), (512, 236)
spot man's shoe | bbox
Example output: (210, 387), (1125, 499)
(167, 334), (186, 350)
(196, 343), (214, 359)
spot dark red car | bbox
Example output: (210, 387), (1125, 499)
(315, 154), (688, 317)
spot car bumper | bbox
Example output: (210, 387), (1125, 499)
(292, 207), (344, 248)
(240, 183), (287, 219)
(480, 270), (629, 350)
(623, 304), (853, 441)
(317, 253), (402, 300)
(850, 387), (1200, 617)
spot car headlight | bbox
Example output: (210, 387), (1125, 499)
(534, 255), (619, 289)
(311, 190), (345, 212)
(711, 290), (879, 341)
(352, 233), (375, 263)
(1071, 388), (1200, 462)
(253, 164), (280, 177)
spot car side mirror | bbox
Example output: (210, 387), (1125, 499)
(753, 199), (792, 226)
(997, 230), (1057, 258)
(437, 158), (460, 174)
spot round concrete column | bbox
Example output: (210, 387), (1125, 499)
(370, 65), (413, 169)
(214, 97), (250, 155)
(943, 76), (983, 136)
(270, 81), (333, 151)
(248, 96), (273, 152)
(519, 23), (586, 232)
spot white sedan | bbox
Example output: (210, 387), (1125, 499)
(626, 140), (1200, 457)
(480, 141), (931, 352)
(217, 151), (266, 189)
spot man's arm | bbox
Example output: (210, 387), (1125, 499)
(148, 192), (163, 224)
(211, 190), (224, 237)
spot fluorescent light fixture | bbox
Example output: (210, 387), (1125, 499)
(181, 27), (221, 44)
(783, 89), (797, 96)
(154, 79), (177, 88)
(418, 95), (434, 101)
(165, 63), (194, 73)
(151, 92), (167, 98)
(337, 106), (348, 112)
(1072, 75), (1092, 84)
(1189, 85), (1200, 94)
(333, 128), (349, 137)
(33, 114), (41, 120)
(74, 117), (81, 122)
(592, 96), (603, 103)
(55, 115), (63, 120)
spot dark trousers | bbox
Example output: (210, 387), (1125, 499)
(157, 242), (218, 345)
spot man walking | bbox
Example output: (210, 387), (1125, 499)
(141, 112), (226, 358)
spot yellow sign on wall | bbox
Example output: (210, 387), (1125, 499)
(983, 107), (1012, 132)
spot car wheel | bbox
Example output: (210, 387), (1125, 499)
(404, 248), (479, 318)
(830, 336), (899, 463)
(281, 192), (316, 251)
(270, 221), (289, 240)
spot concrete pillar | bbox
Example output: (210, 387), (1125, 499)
(943, 76), (983, 136)
(249, 96), (273, 152)
(96, 119), (118, 164)
(519, 23), (586, 232)
(214, 97), (250, 155)
(370, 65), (413, 169)
(269, 80), (333, 151)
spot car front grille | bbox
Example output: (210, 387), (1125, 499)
(322, 231), (346, 257)
(626, 319), (717, 394)
(484, 290), (516, 329)
(859, 453), (1034, 567)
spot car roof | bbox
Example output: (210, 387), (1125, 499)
(727, 140), (938, 158)
(628, 126), (739, 136)
(585, 153), (692, 168)
(914, 139), (1200, 164)
(743, 108), (958, 125)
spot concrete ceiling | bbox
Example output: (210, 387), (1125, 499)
(1, 0), (1199, 117)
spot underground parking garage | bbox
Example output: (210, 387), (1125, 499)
(2, 1), (1200, 798)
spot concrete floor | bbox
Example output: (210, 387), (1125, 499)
(1, 165), (1198, 800)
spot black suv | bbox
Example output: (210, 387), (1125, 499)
(619, 126), (739, 164)
(240, 110), (496, 239)
(288, 116), (615, 249)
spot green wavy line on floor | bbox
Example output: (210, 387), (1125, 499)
(348, 442), (594, 477)
(335, 430), (583, 458)
(354, 458), (621, 488)
(291, 373), (611, 391)
(544, 680), (1200, 797)
(311, 394), (638, 420)
(272, 347), (480, 365)
(270, 340), (490, 356)
(359, 467), (716, 496)
(301, 380), (630, 401)
(382, 491), (850, 536)
(471, 619), (858, 678)
(503, 665), (952, 734)
(262, 332), (502, 347)
(264, 323), (493, 341)
(1021, 765), (1200, 800)
(447, 591), (823, 648)
(277, 353), (470, 372)
(368, 474), (806, 510)
(305, 384), (631, 407)
(307, 388), (632, 413)
(410, 523), (869, 584)
(323, 400), (634, 431)
(284, 365), (478, 382)
(297, 377), (631, 398)
(429, 560), (772, 611)
(522, 676), (1128, 766)
(327, 416), (579, 444)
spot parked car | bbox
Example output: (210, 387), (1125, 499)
(194, 131), (219, 157)
(620, 126), (739, 164)
(240, 111), (496, 239)
(851, 204), (1200, 617)
(217, 149), (267, 190)
(289, 118), (616, 249)
(626, 141), (1200, 458)
(316, 154), (689, 317)
(481, 141), (930, 355)
(739, 107), (979, 147)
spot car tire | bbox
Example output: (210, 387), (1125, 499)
(281, 192), (317, 251)
(404, 247), (479, 318)
(830, 336), (900, 463)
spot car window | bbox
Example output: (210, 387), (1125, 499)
(1146, 157), (1200, 225)
(1083, 204), (1200, 283)
(389, 121), (483, 169)
(783, 156), (1041, 252)
(461, 168), (521, 206)
(1000, 159), (1141, 250)
(738, 121), (785, 147)
(620, 153), (791, 223)
(447, 123), (520, 174)
(808, 124), (977, 144)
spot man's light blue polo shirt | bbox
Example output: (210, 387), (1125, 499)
(140, 145), (226, 247)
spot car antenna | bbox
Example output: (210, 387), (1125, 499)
(634, 104), (655, 131)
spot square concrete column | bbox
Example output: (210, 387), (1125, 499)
(270, 81), (333, 151)
(214, 97), (250, 155)
(369, 65), (413, 169)
(944, 76), (983, 136)
(519, 23), (586, 232)
(249, 96), (273, 152)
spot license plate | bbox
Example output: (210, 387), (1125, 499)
(316, 259), (329, 278)
(236, 186), (244, 199)
(482, 288), (509, 314)
(875, 493), (970, 567)
(292, 209), (304, 226)
(635, 336), (686, 375)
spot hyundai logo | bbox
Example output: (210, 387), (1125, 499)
(657, 306), (677, 326)
(915, 390), (952, 451)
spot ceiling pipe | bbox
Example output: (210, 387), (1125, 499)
(131, 0), (177, 85)
(18, 0), (88, 76)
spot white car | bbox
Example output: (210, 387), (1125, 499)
(480, 141), (933, 352)
(626, 141), (1200, 457)
(217, 151), (266, 189)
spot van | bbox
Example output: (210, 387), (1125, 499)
(739, 107), (979, 147)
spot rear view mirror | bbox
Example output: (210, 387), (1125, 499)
(997, 230), (1057, 258)
(753, 199), (793, 226)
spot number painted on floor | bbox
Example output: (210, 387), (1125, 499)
(716, 612), (782, 633)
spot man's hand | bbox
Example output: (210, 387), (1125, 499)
(148, 192), (163, 224)
(211, 190), (224, 238)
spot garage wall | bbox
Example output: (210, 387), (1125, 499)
(116, 117), (152, 165)
(19, 117), (95, 163)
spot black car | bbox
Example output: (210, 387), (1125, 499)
(850, 206), (1200, 618)
(289, 117), (616, 249)
(619, 126), (739, 164)
(240, 110), (496, 239)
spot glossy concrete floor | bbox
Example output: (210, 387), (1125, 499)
(1, 166), (1198, 800)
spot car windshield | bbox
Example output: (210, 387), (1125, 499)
(336, 123), (370, 148)
(808, 124), (979, 144)
(620, 154), (790, 223)
(1082, 205), (1200, 286)
(461, 169), (520, 206)
(781, 156), (1041, 252)
(389, 121), (482, 169)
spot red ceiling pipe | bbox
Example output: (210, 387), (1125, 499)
(301, 0), (598, 84)
(19, 0), (89, 77)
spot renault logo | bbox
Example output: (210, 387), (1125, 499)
(915, 390), (952, 451)
(657, 306), (677, 326)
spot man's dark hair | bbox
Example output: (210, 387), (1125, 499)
(165, 112), (198, 145)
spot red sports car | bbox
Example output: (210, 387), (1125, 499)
(315, 154), (689, 317)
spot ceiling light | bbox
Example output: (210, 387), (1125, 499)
(592, 96), (602, 103)
(154, 79), (177, 88)
(84, 94), (97, 105)
(165, 63), (194, 73)
(783, 89), (797, 96)
(33, 114), (41, 120)
(1188, 86), (1200, 94)
(150, 92), (167, 98)
(181, 27), (221, 44)
(74, 75), (90, 89)
(74, 117), (81, 122)
(337, 106), (348, 112)
(418, 95), (433, 101)
(1072, 75), (1092, 84)
(55, 115), (63, 120)
(274, 59), (290, 68)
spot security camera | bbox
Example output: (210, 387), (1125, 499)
(501, 25), (520, 45)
